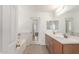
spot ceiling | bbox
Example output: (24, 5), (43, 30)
(30, 5), (60, 12)
(18, 5), (77, 13)
(20, 5), (61, 12)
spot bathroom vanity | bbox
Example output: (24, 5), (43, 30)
(45, 31), (79, 54)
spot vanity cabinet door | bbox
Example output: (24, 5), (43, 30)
(45, 34), (53, 53)
(48, 36), (53, 53)
(53, 39), (63, 54)
(45, 34), (49, 50)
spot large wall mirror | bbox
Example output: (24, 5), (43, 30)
(46, 5), (79, 36)
(47, 20), (59, 32)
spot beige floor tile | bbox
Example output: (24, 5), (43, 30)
(23, 44), (49, 54)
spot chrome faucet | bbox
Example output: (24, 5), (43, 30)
(63, 34), (68, 38)
(53, 31), (55, 34)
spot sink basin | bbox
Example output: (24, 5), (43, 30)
(54, 33), (64, 38)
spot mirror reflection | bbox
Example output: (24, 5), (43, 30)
(47, 5), (79, 36)
(47, 20), (59, 32)
(65, 18), (73, 35)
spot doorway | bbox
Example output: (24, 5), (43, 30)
(31, 17), (40, 44)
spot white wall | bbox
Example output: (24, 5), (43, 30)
(0, 6), (2, 52)
(2, 6), (17, 53)
(17, 6), (33, 33)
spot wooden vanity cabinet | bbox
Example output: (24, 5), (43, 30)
(45, 34), (63, 54)
(45, 34), (79, 54)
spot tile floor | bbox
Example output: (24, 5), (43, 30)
(23, 44), (49, 54)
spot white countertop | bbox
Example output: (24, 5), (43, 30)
(46, 31), (79, 44)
